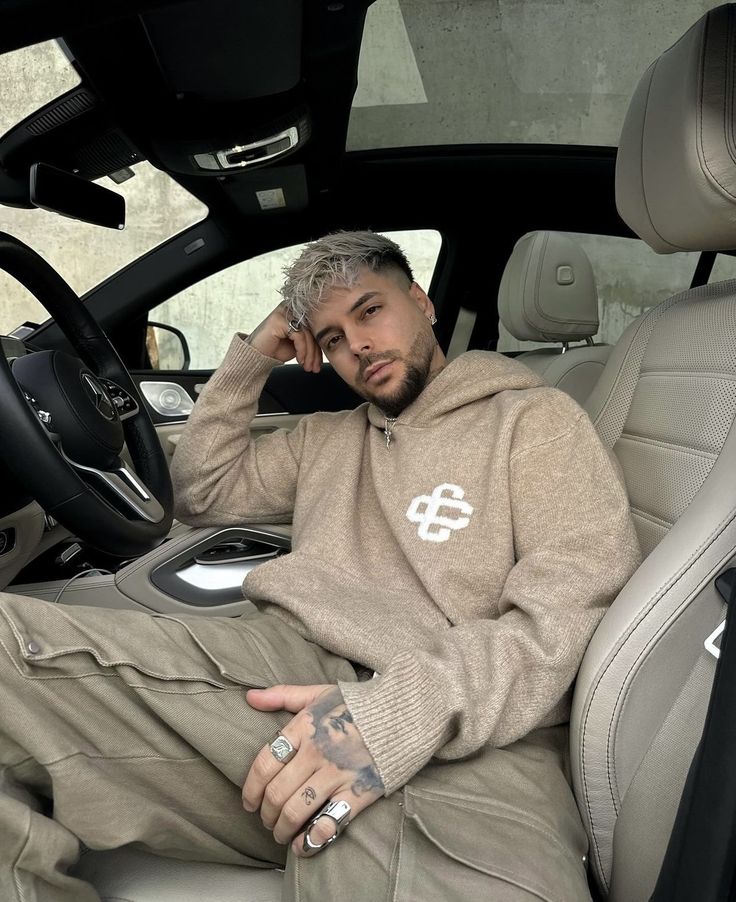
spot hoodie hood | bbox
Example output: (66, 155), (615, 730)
(366, 350), (545, 430)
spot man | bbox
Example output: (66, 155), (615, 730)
(0, 231), (640, 901)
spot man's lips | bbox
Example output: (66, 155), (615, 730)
(364, 360), (394, 383)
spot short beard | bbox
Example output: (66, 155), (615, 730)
(358, 329), (436, 418)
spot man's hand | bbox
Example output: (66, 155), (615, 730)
(242, 684), (384, 856)
(246, 304), (322, 372)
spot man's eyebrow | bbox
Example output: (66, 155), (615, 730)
(313, 291), (381, 345)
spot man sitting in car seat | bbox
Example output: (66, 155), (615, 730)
(0, 230), (640, 902)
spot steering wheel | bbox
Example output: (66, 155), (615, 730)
(0, 232), (173, 557)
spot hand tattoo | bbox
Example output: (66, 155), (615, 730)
(302, 786), (316, 806)
(307, 688), (385, 798)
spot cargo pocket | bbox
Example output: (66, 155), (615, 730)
(0, 595), (269, 692)
(395, 786), (589, 902)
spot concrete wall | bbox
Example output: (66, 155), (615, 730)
(0, 1), (722, 366)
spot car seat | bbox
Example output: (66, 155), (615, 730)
(571, 5), (736, 899)
(498, 230), (611, 405)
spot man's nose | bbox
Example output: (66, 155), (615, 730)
(348, 331), (372, 355)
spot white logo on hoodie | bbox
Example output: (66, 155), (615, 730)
(406, 483), (474, 543)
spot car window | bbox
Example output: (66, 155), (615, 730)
(496, 233), (701, 353)
(146, 229), (443, 371)
(0, 40), (208, 336)
(708, 252), (736, 283)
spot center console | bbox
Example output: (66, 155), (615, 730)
(11, 523), (292, 616)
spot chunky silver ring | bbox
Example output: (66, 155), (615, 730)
(287, 318), (302, 334)
(302, 799), (352, 852)
(269, 733), (296, 764)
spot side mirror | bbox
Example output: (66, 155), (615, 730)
(146, 322), (191, 371)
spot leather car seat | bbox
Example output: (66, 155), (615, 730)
(571, 4), (736, 899)
(498, 230), (611, 405)
(74, 5), (736, 901)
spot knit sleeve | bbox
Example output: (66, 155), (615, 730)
(171, 334), (309, 526)
(339, 405), (641, 795)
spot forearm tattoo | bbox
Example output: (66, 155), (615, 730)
(308, 688), (385, 797)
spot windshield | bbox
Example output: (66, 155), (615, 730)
(0, 40), (207, 335)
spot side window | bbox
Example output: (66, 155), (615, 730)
(496, 233), (701, 353)
(708, 252), (736, 282)
(146, 229), (443, 371)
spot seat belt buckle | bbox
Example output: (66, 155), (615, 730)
(706, 568), (736, 659)
(704, 620), (726, 660)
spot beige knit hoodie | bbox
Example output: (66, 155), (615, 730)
(171, 336), (641, 795)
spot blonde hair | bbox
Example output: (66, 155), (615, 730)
(280, 230), (414, 323)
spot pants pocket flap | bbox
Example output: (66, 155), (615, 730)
(0, 595), (267, 689)
(402, 786), (588, 902)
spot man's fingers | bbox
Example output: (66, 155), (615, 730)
(287, 324), (321, 373)
(271, 776), (331, 844)
(246, 684), (332, 713)
(259, 752), (317, 831)
(242, 724), (302, 812)
(292, 786), (377, 858)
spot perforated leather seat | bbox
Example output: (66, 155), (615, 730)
(571, 5), (736, 899)
(498, 230), (611, 405)
(73, 6), (736, 901)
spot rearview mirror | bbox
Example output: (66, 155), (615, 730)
(30, 162), (126, 230)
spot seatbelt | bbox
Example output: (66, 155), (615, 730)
(689, 251), (716, 289)
(649, 568), (736, 902)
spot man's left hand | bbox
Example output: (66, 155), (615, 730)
(242, 684), (384, 856)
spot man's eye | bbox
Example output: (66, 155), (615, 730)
(363, 305), (380, 318)
(325, 335), (341, 350)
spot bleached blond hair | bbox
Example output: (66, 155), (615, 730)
(280, 230), (414, 324)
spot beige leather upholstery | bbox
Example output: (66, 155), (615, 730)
(572, 5), (736, 899)
(616, 3), (736, 253)
(498, 230), (611, 405)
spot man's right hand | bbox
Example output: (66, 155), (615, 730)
(246, 304), (322, 373)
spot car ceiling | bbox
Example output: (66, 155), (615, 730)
(0, 0), (644, 360)
(0, 0), (373, 225)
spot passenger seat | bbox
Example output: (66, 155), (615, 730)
(497, 230), (611, 405)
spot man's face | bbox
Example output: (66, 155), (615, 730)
(308, 266), (446, 417)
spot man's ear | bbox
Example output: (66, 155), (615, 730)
(409, 281), (434, 317)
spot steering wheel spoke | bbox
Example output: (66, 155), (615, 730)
(62, 451), (166, 524)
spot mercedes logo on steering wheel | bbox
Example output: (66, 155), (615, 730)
(81, 372), (117, 421)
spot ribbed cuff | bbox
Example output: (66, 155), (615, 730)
(339, 655), (451, 795)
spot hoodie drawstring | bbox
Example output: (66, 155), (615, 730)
(384, 417), (397, 449)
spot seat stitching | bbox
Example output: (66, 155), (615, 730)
(617, 432), (719, 461)
(595, 507), (736, 819)
(629, 507), (672, 530)
(580, 505), (736, 888)
(638, 370), (736, 382)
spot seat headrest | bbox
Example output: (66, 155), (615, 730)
(497, 231), (599, 343)
(617, 3), (736, 253)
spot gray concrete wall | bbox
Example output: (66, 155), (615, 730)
(0, 2), (722, 365)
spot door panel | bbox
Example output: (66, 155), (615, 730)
(129, 363), (362, 426)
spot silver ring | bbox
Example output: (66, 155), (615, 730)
(287, 318), (302, 334)
(302, 799), (352, 852)
(269, 734), (296, 764)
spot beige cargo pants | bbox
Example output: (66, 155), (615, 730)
(0, 593), (591, 902)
